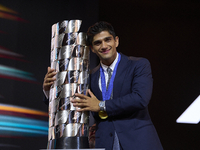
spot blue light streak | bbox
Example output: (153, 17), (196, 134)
(0, 64), (36, 81)
(0, 122), (48, 131)
(0, 126), (48, 136)
(0, 115), (48, 136)
(0, 115), (48, 126)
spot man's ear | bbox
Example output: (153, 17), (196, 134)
(115, 36), (119, 48)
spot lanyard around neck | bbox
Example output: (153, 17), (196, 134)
(100, 53), (121, 101)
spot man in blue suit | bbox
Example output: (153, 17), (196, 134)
(71, 21), (163, 150)
(43, 21), (163, 150)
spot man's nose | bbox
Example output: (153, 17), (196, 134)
(101, 41), (108, 49)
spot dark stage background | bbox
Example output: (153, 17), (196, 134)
(99, 0), (200, 149)
(0, 0), (99, 149)
(0, 0), (200, 149)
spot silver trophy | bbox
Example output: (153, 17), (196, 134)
(47, 20), (90, 149)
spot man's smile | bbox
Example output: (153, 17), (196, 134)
(100, 47), (111, 54)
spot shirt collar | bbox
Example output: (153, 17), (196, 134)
(100, 53), (119, 72)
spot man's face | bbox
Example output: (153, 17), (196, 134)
(91, 31), (119, 66)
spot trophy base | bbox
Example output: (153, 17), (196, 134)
(47, 137), (89, 149)
(40, 148), (105, 150)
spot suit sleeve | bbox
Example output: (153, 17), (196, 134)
(43, 96), (49, 105)
(105, 58), (153, 117)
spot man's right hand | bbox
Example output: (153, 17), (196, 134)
(43, 67), (57, 91)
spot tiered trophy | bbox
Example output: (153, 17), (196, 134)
(47, 20), (90, 149)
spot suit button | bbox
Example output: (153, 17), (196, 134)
(109, 133), (113, 137)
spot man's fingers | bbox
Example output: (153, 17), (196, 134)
(44, 71), (56, 83)
(47, 67), (56, 75)
(71, 98), (86, 103)
(47, 67), (55, 73)
(44, 68), (56, 81)
(45, 77), (56, 84)
(43, 81), (54, 91)
(48, 67), (51, 72)
(45, 81), (54, 85)
(75, 93), (88, 99)
(88, 89), (96, 98)
(73, 103), (86, 107)
(48, 71), (57, 78)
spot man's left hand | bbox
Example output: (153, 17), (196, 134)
(71, 89), (100, 112)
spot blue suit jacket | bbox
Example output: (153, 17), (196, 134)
(90, 53), (163, 150)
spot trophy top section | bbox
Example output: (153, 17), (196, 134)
(52, 20), (82, 37)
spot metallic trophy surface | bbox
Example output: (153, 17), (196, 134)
(47, 20), (90, 149)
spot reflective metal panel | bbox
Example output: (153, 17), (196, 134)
(48, 19), (89, 149)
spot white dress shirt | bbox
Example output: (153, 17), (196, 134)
(99, 53), (119, 91)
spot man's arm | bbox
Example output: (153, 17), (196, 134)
(71, 58), (153, 117)
(106, 58), (153, 117)
(43, 67), (57, 91)
(43, 67), (57, 105)
(71, 89), (101, 112)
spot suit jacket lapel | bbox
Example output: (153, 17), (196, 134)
(113, 53), (129, 99)
(91, 53), (128, 100)
(90, 64), (102, 100)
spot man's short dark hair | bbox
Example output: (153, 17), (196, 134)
(86, 21), (116, 46)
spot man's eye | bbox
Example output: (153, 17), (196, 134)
(105, 38), (111, 42)
(94, 41), (101, 46)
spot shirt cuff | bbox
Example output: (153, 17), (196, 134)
(43, 89), (49, 99)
